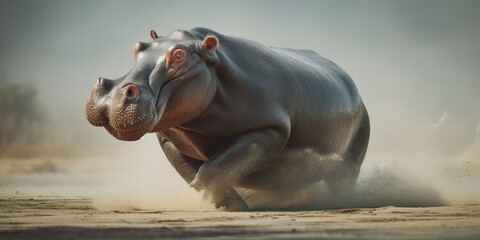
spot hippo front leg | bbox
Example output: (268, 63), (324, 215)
(190, 128), (289, 211)
(157, 134), (203, 184)
(158, 134), (246, 210)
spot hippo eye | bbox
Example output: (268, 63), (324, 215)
(173, 49), (185, 63)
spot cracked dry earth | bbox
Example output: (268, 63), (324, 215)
(0, 197), (479, 239)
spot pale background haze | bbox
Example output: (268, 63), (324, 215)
(1, 0), (479, 209)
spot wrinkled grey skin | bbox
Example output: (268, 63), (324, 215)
(86, 27), (370, 211)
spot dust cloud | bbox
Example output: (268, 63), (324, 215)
(75, 136), (215, 211)
(85, 115), (479, 211)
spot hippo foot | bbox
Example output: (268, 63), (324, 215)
(213, 188), (248, 211)
(191, 177), (248, 211)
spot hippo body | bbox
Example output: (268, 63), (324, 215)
(86, 27), (369, 210)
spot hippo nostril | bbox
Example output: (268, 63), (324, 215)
(125, 85), (138, 100)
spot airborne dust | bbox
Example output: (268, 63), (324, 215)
(83, 113), (480, 211)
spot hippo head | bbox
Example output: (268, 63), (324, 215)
(86, 29), (219, 141)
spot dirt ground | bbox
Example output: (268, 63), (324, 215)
(1, 156), (479, 239)
(0, 196), (478, 240)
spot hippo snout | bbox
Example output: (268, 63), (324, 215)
(85, 78), (111, 127)
(85, 77), (156, 141)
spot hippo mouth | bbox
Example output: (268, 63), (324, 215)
(86, 103), (156, 141)
(110, 99), (158, 140)
(103, 119), (154, 141)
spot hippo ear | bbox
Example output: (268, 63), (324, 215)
(202, 34), (219, 55)
(150, 29), (159, 40)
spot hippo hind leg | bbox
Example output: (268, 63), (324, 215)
(324, 110), (370, 194)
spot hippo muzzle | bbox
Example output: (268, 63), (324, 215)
(86, 76), (156, 141)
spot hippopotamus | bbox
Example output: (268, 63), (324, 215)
(86, 27), (370, 211)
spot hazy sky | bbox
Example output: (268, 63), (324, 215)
(1, 0), (479, 157)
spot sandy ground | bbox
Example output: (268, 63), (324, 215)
(1, 155), (479, 239)
(0, 196), (479, 240)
